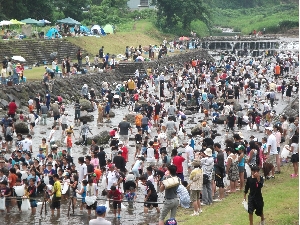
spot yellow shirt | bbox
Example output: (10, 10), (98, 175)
(53, 180), (61, 197)
(127, 80), (135, 90)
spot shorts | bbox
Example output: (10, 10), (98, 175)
(30, 122), (35, 127)
(86, 201), (97, 210)
(215, 173), (224, 188)
(119, 135), (128, 143)
(291, 153), (299, 163)
(238, 166), (245, 173)
(75, 110), (80, 120)
(132, 170), (140, 178)
(124, 181), (137, 191)
(113, 201), (121, 209)
(277, 147), (280, 154)
(54, 115), (60, 120)
(190, 190), (201, 202)
(154, 115), (160, 121)
(61, 124), (67, 130)
(50, 197), (61, 209)
(30, 200), (37, 208)
(248, 197), (264, 216)
(144, 195), (158, 208)
(136, 144), (142, 150)
(266, 154), (277, 167)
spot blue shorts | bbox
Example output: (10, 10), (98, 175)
(54, 115), (60, 120)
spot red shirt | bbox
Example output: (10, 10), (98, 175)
(109, 130), (116, 137)
(109, 189), (122, 201)
(8, 102), (17, 114)
(120, 146), (128, 162)
(172, 156), (185, 173)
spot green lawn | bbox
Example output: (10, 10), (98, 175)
(176, 165), (299, 225)
(24, 66), (45, 80)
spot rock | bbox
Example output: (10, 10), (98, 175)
(184, 110), (192, 115)
(0, 99), (9, 109)
(191, 125), (202, 136)
(109, 111), (115, 118)
(215, 115), (227, 124)
(85, 131), (110, 145)
(80, 111), (94, 122)
(15, 122), (29, 134)
(79, 99), (92, 111)
(125, 113), (136, 124)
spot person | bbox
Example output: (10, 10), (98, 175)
(288, 135), (299, 177)
(213, 143), (225, 201)
(172, 152), (185, 181)
(108, 185), (123, 218)
(106, 164), (123, 193)
(80, 121), (93, 146)
(8, 99), (17, 119)
(158, 165), (180, 225)
(50, 174), (61, 215)
(200, 148), (214, 205)
(125, 186), (136, 208)
(78, 157), (88, 182)
(0, 180), (11, 213)
(140, 175), (160, 214)
(86, 178), (99, 215)
(265, 127), (277, 178)
(74, 99), (81, 126)
(189, 159), (203, 216)
(226, 147), (239, 193)
(76, 179), (88, 210)
(244, 166), (265, 225)
(27, 178), (37, 214)
(118, 118), (132, 146)
(89, 205), (111, 225)
(236, 144), (246, 190)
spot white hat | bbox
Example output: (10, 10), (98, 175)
(118, 141), (123, 145)
(204, 148), (212, 157)
(238, 132), (244, 139)
(64, 111), (68, 115)
(84, 84), (88, 87)
(265, 127), (273, 131)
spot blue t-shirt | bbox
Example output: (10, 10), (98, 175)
(189, 138), (195, 149)
(238, 156), (245, 167)
(125, 192), (136, 201)
(202, 92), (207, 101)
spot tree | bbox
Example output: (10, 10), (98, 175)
(155, 0), (211, 34)
(53, 0), (87, 21)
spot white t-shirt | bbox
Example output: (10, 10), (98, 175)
(48, 129), (55, 142)
(146, 147), (155, 162)
(28, 113), (35, 123)
(158, 133), (167, 148)
(52, 61), (56, 70)
(106, 170), (119, 190)
(89, 217), (111, 225)
(132, 160), (142, 171)
(185, 146), (194, 160)
(28, 99), (33, 106)
(21, 138), (32, 152)
(267, 134), (277, 155)
(87, 183), (98, 196)
(78, 163), (87, 182)
(291, 143), (298, 154)
(61, 115), (68, 125)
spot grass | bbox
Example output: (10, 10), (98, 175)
(23, 66), (45, 80)
(176, 165), (299, 225)
(67, 20), (174, 57)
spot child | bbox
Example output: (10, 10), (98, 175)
(62, 172), (70, 200)
(153, 138), (160, 163)
(261, 137), (268, 163)
(125, 186), (136, 209)
(108, 185), (123, 218)
(37, 149), (46, 163)
(255, 114), (261, 131)
(76, 179), (87, 210)
(288, 135), (299, 177)
(27, 178), (37, 214)
(109, 128), (118, 139)
(19, 111), (24, 122)
(50, 174), (61, 216)
(244, 166), (265, 225)
(66, 132), (73, 156)
(14, 178), (23, 212)
(0, 180), (11, 213)
(86, 178), (98, 215)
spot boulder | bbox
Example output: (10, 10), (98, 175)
(184, 110), (192, 115)
(79, 99), (93, 111)
(84, 131), (110, 145)
(80, 111), (94, 122)
(125, 113), (136, 124)
(215, 115), (227, 124)
(109, 111), (115, 118)
(15, 122), (29, 134)
(191, 125), (202, 136)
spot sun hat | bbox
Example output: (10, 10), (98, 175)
(204, 148), (212, 157)
(96, 205), (106, 215)
(191, 159), (201, 167)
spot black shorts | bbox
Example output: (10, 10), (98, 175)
(124, 181), (136, 191)
(160, 147), (167, 154)
(51, 197), (61, 209)
(86, 201), (97, 210)
(291, 153), (299, 163)
(30, 122), (35, 127)
(248, 197), (264, 216)
(113, 201), (121, 209)
(144, 195), (158, 208)
(215, 174), (224, 188)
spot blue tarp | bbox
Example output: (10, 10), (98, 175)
(46, 28), (61, 38)
(70, 25), (90, 33)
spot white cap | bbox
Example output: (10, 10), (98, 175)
(265, 127), (273, 131)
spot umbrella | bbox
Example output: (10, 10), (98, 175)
(10, 19), (25, 25)
(20, 18), (43, 25)
(179, 36), (190, 41)
(0, 20), (12, 26)
(39, 19), (51, 24)
(11, 56), (26, 62)
(57, 17), (80, 25)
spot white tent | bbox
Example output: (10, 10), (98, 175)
(91, 25), (101, 33)
(0, 20), (12, 26)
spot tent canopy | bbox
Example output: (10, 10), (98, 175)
(20, 18), (43, 25)
(39, 19), (51, 24)
(103, 24), (114, 34)
(0, 20), (12, 26)
(46, 28), (61, 38)
(90, 25), (105, 35)
(57, 17), (80, 25)
(10, 19), (25, 25)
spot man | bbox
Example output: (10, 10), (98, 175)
(50, 101), (60, 127)
(172, 152), (185, 181)
(183, 141), (194, 173)
(97, 146), (107, 168)
(189, 159), (203, 216)
(200, 148), (214, 206)
(21, 134), (33, 153)
(113, 150), (126, 173)
(78, 157), (87, 182)
(97, 102), (104, 124)
(40, 102), (48, 125)
(45, 66), (55, 79)
(99, 46), (104, 59)
(280, 115), (289, 143)
(34, 93), (41, 114)
(89, 205), (111, 225)
(50, 174), (61, 216)
(165, 116), (177, 146)
(226, 111), (236, 131)
(7, 99), (17, 119)
(85, 156), (94, 179)
(81, 84), (89, 100)
(213, 143), (225, 201)
(265, 127), (277, 178)
(139, 175), (160, 214)
(14, 150), (26, 164)
(167, 102), (176, 120)
(141, 114), (149, 135)
(106, 164), (123, 192)
(118, 118), (132, 146)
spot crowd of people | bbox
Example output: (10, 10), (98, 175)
(0, 41), (298, 225)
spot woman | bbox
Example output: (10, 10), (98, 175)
(288, 135), (299, 177)
(285, 83), (293, 102)
(39, 138), (48, 156)
(247, 141), (258, 167)
(226, 147), (239, 193)
(237, 145), (245, 190)
(274, 125), (282, 174)
(158, 165), (180, 225)
(90, 152), (99, 170)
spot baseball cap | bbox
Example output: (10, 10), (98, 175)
(235, 145), (245, 151)
(96, 206), (106, 215)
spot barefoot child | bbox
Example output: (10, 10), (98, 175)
(76, 179), (87, 210)
(27, 178), (37, 214)
(108, 185), (123, 218)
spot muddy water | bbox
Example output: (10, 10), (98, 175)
(3, 46), (298, 224)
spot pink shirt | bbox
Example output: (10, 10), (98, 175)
(275, 131), (281, 147)
(90, 158), (99, 169)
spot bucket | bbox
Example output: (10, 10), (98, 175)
(7, 81), (13, 86)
